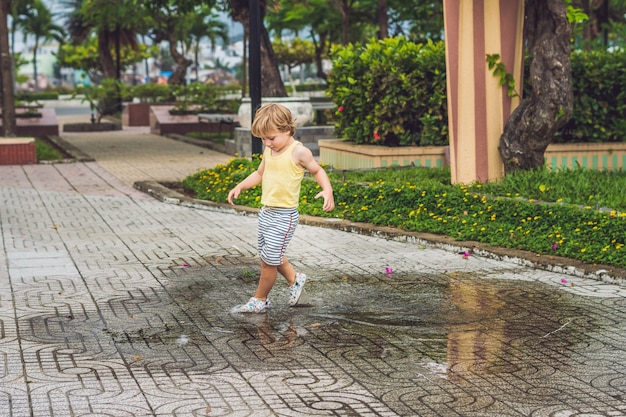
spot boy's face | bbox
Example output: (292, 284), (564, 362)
(261, 130), (292, 152)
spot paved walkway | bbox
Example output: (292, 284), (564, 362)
(0, 115), (625, 416)
(57, 114), (232, 186)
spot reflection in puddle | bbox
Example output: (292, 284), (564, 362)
(58, 265), (626, 415)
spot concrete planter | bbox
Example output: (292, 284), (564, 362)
(63, 122), (122, 132)
(238, 97), (314, 128)
(319, 139), (448, 169)
(0, 107), (59, 138)
(319, 139), (626, 172)
(122, 102), (175, 127)
(544, 142), (626, 171)
(0, 138), (36, 165)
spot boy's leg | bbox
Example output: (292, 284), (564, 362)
(254, 260), (279, 300)
(278, 256), (297, 285)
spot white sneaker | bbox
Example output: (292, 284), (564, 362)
(233, 297), (270, 313)
(289, 273), (307, 306)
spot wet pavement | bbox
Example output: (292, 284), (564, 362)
(0, 115), (625, 416)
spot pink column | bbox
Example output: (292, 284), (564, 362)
(443, 0), (524, 183)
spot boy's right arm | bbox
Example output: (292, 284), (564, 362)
(227, 167), (263, 206)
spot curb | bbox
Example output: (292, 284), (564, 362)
(133, 180), (626, 288)
(46, 135), (95, 162)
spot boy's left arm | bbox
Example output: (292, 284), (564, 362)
(295, 145), (335, 212)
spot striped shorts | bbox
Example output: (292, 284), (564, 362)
(257, 206), (299, 266)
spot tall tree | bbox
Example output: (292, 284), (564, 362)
(388, 0), (443, 42)
(228, 0), (286, 96)
(0, 0), (16, 137)
(63, 0), (140, 81)
(183, 5), (229, 82)
(265, 0), (340, 81)
(10, 0), (33, 55)
(19, 0), (65, 91)
(499, 0), (574, 173)
(143, 1), (192, 85)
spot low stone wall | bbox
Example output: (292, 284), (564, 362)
(319, 139), (626, 172)
(319, 139), (448, 169)
(544, 142), (626, 171)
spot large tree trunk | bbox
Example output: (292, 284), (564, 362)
(0, 1), (16, 137)
(166, 29), (192, 86)
(311, 30), (328, 81)
(229, 0), (286, 97)
(499, 0), (573, 174)
(98, 30), (116, 79)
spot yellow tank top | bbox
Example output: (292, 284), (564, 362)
(261, 140), (305, 208)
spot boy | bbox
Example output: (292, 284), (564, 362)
(227, 103), (335, 313)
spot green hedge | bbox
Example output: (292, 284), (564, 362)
(127, 83), (241, 113)
(557, 49), (626, 143)
(294, 83), (327, 92)
(16, 91), (59, 101)
(328, 37), (448, 147)
(328, 37), (626, 146)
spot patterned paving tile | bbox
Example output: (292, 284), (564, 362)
(1, 162), (626, 416)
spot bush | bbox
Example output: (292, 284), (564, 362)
(294, 83), (327, 92)
(16, 92), (59, 101)
(328, 37), (447, 147)
(128, 83), (173, 103)
(74, 78), (127, 122)
(557, 48), (626, 143)
(183, 162), (626, 268)
(329, 37), (626, 146)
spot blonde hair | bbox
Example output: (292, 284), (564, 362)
(250, 103), (296, 138)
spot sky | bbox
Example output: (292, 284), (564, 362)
(15, 1), (242, 51)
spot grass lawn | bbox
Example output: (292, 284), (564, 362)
(182, 157), (626, 269)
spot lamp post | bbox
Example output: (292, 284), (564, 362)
(249, 0), (263, 155)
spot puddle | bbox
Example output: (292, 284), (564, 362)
(36, 264), (626, 415)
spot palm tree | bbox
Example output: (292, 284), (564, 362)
(19, 0), (65, 91)
(62, 0), (142, 114)
(228, 0), (286, 96)
(184, 6), (229, 82)
(145, 1), (209, 85)
(10, 0), (34, 55)
(62, 0), (140, 80)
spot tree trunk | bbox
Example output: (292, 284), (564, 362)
(229, 0), (287, 97)
(98, 31), (116, 79)
(166, 29), (192, 86)
(377, 0), (388, 39)
(311, 30), (328, 81)
(498, 0), (573, 174)
(33, 38), (39, 92)
(580, 0), (606, 44)
(0, 1), (16, 137)
(338, 0), (350, 45)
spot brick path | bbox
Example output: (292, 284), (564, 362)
(0, 115), (624, 416)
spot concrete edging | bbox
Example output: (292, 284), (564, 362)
(133, 180), (626, 287)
